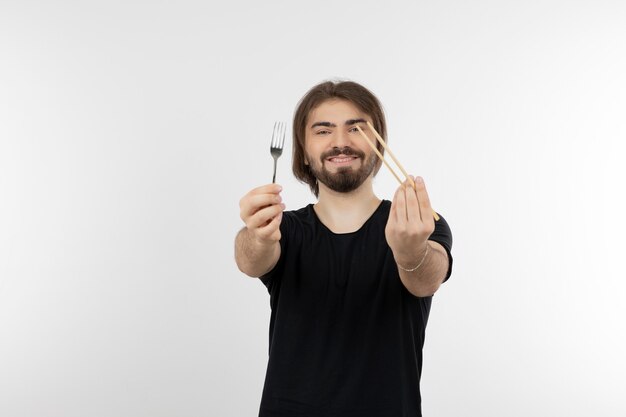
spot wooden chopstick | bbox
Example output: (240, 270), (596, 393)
(355, 125), (404, 185)
(366, 121), (416, 189)
(355, 124), (440, 221)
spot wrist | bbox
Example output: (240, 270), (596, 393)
(247, 228), (276, 248)
(396, 243), (430, 272)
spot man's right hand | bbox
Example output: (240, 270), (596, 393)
(239, 184), (285, 245)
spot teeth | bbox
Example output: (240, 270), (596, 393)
(330, 157), (355, 163)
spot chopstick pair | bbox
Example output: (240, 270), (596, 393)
(355, 122), (440, 221)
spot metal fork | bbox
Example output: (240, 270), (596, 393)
(270, 121), (286, 183)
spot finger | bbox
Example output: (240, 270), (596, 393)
(249, 183), (283, 196)
(395, 182), (408, 225)
(414, 176), (435, 228)
(389, 185), (402, 225)
(240, 193), (282, 219)
(247, 203), (285, 229)
(257, 211), (283, 241)
(404, 176), (423, 223)
(240, 185), (283, 219)
(248, 203), (284, 229)
(240, 183), (282, 203)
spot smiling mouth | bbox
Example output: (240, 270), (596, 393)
(327, 155), (358, 164)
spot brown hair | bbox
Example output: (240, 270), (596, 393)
(292, 80), (387, 197)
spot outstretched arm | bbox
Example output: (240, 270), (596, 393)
(234, 184), (285, 278)
(385, 176), (449, 297)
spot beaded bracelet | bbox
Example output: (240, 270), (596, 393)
(397, 244), (430, 272)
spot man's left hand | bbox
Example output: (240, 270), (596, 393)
(385, 176), (435, 268)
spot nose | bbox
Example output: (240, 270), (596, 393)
(330, 129), (353, 149)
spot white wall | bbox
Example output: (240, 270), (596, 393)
(1, 1), (625, 416)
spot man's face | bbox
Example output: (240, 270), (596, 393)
(304, 99), (377, 194)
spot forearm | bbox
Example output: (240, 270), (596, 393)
(396, 241), (448, 297)
(234, 227), (281, 278)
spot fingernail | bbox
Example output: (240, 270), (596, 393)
(415, 177), (423, 184)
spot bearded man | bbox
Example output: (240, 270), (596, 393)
(235, 80), (454, 417)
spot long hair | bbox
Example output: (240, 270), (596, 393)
(292, 80), (387, 197)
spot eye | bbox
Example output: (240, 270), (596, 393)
(348, 126), (360, 133)
(316, 129), (331, 135)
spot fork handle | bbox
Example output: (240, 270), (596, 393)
(272, 158), (278, 183)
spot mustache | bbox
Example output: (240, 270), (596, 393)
(321, 147), (366, 160)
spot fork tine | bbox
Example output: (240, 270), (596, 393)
(271, 121), (279, 148)
(279, 122), (285, 149)
(271, 121), (285, 150)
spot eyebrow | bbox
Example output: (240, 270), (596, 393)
(310, 118), (368, 129)
(346, 118), (367, 126)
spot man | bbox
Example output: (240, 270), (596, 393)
(235, 80), (453, 417)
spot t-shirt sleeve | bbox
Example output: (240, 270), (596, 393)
(259, 211), (293, 292)
(428, 213), (454, 282)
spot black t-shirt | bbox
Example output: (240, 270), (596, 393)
(259, 200), (453, 417)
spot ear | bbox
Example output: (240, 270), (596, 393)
(304, 157), (309, 166)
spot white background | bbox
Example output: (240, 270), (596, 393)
(1, 0), (625, 416)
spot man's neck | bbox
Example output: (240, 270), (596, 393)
(314, 178), (381, 234)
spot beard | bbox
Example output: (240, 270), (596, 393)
(307, 146), (377, 194)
